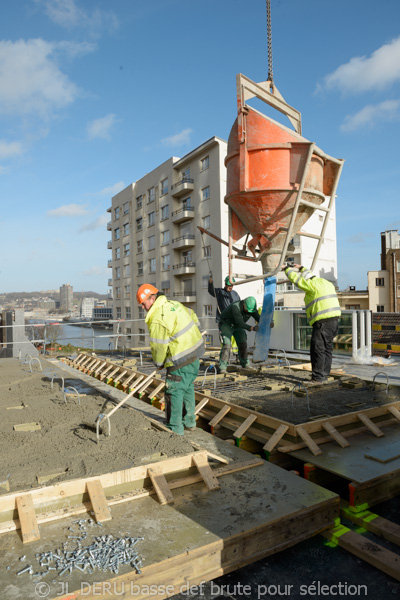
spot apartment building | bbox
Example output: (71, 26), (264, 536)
(80, 297), (96, 319)
(107, 136), (339, 348)
(59, 284), (73, 312)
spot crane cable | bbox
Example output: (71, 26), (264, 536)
(266, 0), (274, 84)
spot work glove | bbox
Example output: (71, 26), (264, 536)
(253, 325), (259, 332)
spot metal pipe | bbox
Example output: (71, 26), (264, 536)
(359, 310), (365, 357)
(365, 310), (372, 357)
(352, 311), (358, 361)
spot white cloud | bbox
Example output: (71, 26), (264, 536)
(78, 215), (108, 232)
(341, 100), (400, 132)
(321, 36), (400, 94)
(86, 114), (117, 140)
(0, 140), (25, 160)
(161, 128), (193, 148)
(99, 182), (126, 197)
(0, 38), (94, 118)
(347, 232), (375, 244)
(82, 265), (108, 276)
(0, 165), (10, 175)
(47, 203), (89, 217)
(36, 0), (119, 36)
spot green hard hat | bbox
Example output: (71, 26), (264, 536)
(244, 296), (257, 312)
(225, 276), (235, 286)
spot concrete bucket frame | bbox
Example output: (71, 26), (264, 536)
(224, 73), (345, 283)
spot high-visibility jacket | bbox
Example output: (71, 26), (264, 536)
(219, 300), (260, 331)
(285, 267), (341, 326)
(145, 295), (205, 369)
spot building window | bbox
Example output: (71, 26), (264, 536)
(136, 195), (142, 210)
(161, 284), (170, 295)
(201, 186), (210, 201)
(162, 254), (170, 271)
(397, 285), (400, 297)
(125, 306), (131, 320)
(202, 275), (209, 288)
(138, 306), (145, 319)
(182, 196), (191, 209)
(115, 266), (121, 280)
(346, 304), (361, 310)
(161, 230), (169, 246)
(375, 278), (385, 287)
(139, 328), (146, 343)
(124, 242), (130, 256)
(397, 260), (400, 272)
(124, 285), (130, 299)
(200, 156), (209, 171)
(136, 217), (143, 232)
(115, 247), (120, 260)
(203, 245), (211, 259)
(114, 227), (120, 240)
(148, 235), (155, 250)
(137, 239), (143, 253)
(161, 205), (169, 220)
(148, 211), (155, 226)
(204, 305), (213, 316)
(115, 286), (121, 300)
(149, 258), (156, 273)
(182, 250), (192, 265)
(377, 305), (384, 312)
(160, 178), (168, 196)
(123, 222), (129, 236)
(124, 264), (130, 277)
(137, 261), (143, 276)
(202, 215), (210, 229)
(123, 201), (129, 215)
(148, 187), (155, 203)
(114, 206), (120, 220)
(182, 167), (190, 181)
(116, 307), (122, 319)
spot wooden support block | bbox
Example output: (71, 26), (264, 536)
(192, 453), (220, 491)
(16, 494), (40, 543)
(296, 426), (322, 456)
(233, 414), (258, 439)
(147, 466), (174, 505)
(357, 412), (384, 437)
(208, 405), (231, 428)
(86, 480), (112, 523)
(388, 405), (400, 421)
(263, 424), (289, 453)
(322, 422), (350, 448)
(13, 422), (41, 432)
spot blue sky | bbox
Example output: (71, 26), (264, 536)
(1, 0), (399, 294)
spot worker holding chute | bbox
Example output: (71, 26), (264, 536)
(208, 274), (241, 329)
(218, 297), (260, 373)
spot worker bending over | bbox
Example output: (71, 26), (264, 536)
(218, 297), (259, 373)
(284, 264), (341, 384)
(208, 275), (240, 331)
(137, 284), (205, 435)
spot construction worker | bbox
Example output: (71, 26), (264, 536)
(218, 297), (260, 373)
(137, 284), (205, 435)
(208, 274), (240, 330)
(283, 264), (341, 384)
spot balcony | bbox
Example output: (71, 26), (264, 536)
(107, 240), (112, 249)
(108, 279), (112, 286)
(107, 259), (113, 268)
(173, 262), (196, 276)
(171, 178), (194, 197)
(172, 235), (195, 250)
(107, 220), (112, 231)
(173, 291), (196, 303)
(172, 206), (195, 224)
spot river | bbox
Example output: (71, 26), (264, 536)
(27, 320), (114, 351)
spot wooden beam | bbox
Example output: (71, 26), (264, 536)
(322, 422), (350, 448)
(16, 494), (40, 543)
(296, 427), (322, 456)
(192, 453), (220, 491)
(263, 424), (289, 452)
(194, 397), (209, 415)
(233, 414), (258, 439)
(340, 503), (400, 547)
(149, 381), (165, 400)
(388, 405), (400, 421)
(357, 412), (384, 437)
(148, 466), (174, 505)
(86, 480), (112, 523)
(208, 405), (231, 428)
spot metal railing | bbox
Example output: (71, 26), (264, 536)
(172, 235), (195, 244)
(173, 262), (196, 269)
(172, 206), (195, 217)
(171, 178), (194, 190)
(173, 291), (196, 297)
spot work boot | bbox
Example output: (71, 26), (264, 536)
(237, 342), (248, 367)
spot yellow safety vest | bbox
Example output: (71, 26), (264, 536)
(145, 296), (205, 369)
(285, 267), (341, 326)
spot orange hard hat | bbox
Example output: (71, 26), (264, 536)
(137, 283), (158, 304)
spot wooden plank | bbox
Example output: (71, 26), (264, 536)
(357, 412), (385, 437)
(388, 405), (400, 421)
(296, 426), (322, 456)
(149, 381), (165, 399)
(263, 424), (289, 452)
(194, 397), (209, 415)
(233, 414), (258, 439)
(322, 422), (350, 448)
(322, 526), (400, 581)
(86, 480), (112, 523)
(114, 369), (127, 384)
(192, 453), (220, 491)
(107, 366), (120, 380)
(340, 503), (400, 547)
(148, 465), (174, 504)
(208, 405), (231, 427)
(16, 494), (40, 543)
(13, 422), (41, 432)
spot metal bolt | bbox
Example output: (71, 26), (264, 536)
(17, 565), (33, 576)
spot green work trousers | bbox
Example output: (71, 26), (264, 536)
(165, 360), (199, 435)
(219, 324), (248, 370)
